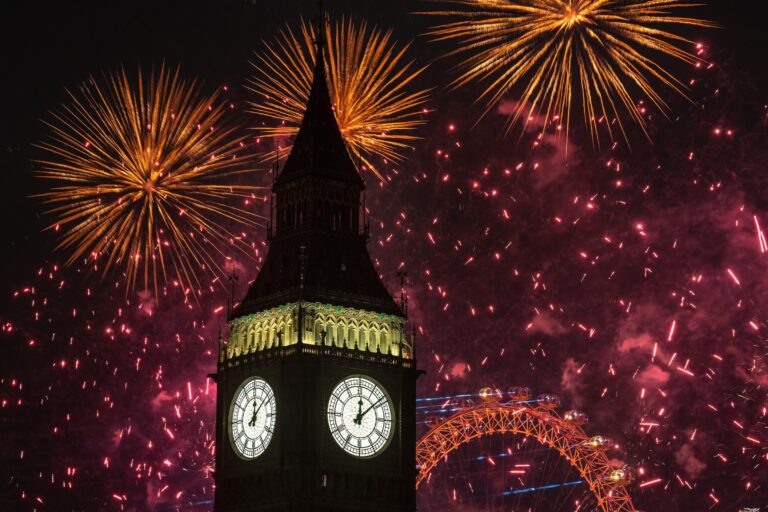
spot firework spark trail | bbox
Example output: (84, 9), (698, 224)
(1, 262), (227, 510)
(35, 66), (265, 296)
(420, 0), (714, 145)
(247, 17), (430, 178)
(755, 215), (767, 254)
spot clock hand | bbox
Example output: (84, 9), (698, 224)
(251, 393), (272, 425)
(248, 406), (256, 427)
(354, 398), (364, 425)
(358, 397), (386, 423)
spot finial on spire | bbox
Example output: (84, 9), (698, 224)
(397, 269), (409, 315)
(313, 0), (328, 55)
(226, 267), (239, 317)
(271, 147), (279, 185)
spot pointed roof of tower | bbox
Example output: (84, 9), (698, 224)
(232, 12), (403, 320)
(275, 28), (364, 189)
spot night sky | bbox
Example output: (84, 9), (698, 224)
(2, 1), (768, 511)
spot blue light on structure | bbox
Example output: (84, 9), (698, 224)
(502, 480), (584, 495)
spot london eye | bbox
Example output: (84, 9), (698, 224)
(416, 387), (636, 511)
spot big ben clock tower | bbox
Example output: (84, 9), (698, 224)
(213, 17), (420, 512)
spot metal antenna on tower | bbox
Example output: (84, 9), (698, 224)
(268, 148), (279, 241)
(397, 268), (408, 316)
(361, 191), (369, 240)
(226, 266), (239, 317)
(272, 147), (279, 185)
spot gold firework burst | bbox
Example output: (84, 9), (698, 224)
(422, 0), (714, 144)
(35, 66), (264, 296)
(247, 18), (430, 178)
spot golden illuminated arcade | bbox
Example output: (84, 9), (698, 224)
(224, 303), (411, 360)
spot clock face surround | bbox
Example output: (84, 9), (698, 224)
(327, 375), (394, 458)
(229, 377), (276, 460)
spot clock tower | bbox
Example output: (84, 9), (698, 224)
(213, 20), (420, 512)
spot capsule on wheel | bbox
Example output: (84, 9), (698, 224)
(608, 465), (634, 484)
(479, 387), (498, 402)
(564, 410), (589, 426)
(583, 435), (614, 450)
(536, 393), (561, 409)
(508, 386), (531, 402)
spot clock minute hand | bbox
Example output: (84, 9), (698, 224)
(358, 397), (386, 421)
(251, 393), (272, 424)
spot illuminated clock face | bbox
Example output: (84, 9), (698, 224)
(327, 375), (394, 458)
(229, 377), (276, 459)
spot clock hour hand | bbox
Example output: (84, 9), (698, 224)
(353, 399), (364, 425)
(248, 401), (257, 427)
(249, 393), (272, 427)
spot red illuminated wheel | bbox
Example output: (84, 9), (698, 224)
(416, 402), (636, 512)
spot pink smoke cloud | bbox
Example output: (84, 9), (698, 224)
(636, 364), (671, 388)
(675, 443), (707, 479)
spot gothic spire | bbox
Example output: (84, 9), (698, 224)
(233, 6), (402, 319)
(274, 10), (364, 189)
